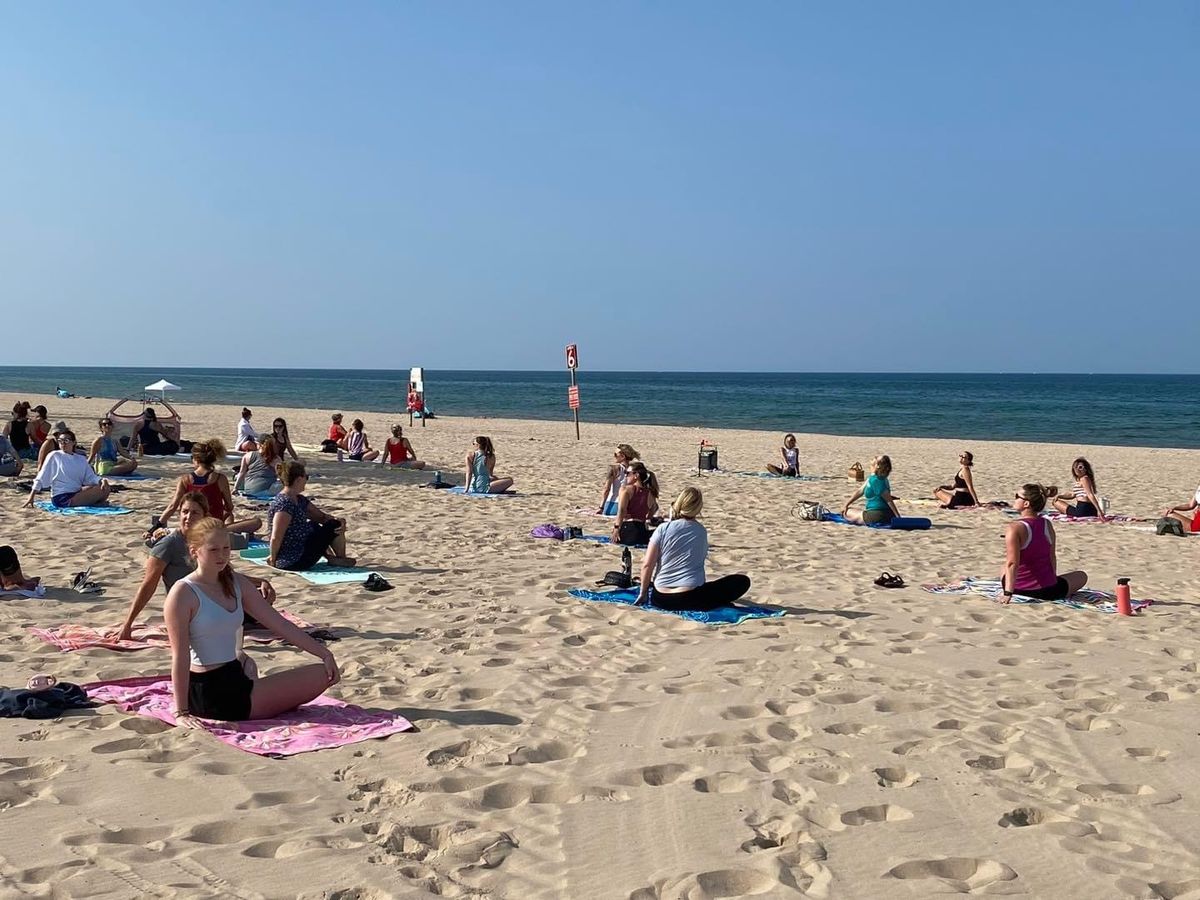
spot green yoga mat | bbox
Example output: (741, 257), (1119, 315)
(239, 547), (373, 584)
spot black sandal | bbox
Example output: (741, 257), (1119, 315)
(363, 574), (393, 592)
(873, 571), (905, 589)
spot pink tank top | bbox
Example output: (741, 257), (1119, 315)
(1013, 518), (1055, 590)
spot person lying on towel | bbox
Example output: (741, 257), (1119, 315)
(635, 488), (751, 611)
(166, 518), (338, 725)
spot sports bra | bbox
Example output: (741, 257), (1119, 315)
(182, 575), (243, 668)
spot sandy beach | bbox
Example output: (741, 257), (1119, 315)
(1, 390), (1198, 899)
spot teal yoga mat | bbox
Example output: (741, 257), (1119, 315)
(239, 547), (373, 584)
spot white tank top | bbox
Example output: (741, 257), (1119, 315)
(183, 575), (243, 667)
(605, 464), (627, 506)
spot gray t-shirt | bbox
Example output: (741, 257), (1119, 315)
(149, 529), (250, 590)
(150, 531), (193, 590)
(649, 518), (708, 590)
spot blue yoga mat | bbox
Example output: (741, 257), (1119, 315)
(821, 512), (931, 530)
(447, 486), (517, 498)
(237, 490), (278, 501)
(567, 587), (784, 626)
(106, 473), (158, 481)
(35, 501), (133, 517)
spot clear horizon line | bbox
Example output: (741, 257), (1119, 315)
(3, 365), (1199, 377)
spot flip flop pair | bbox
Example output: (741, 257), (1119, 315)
(874, 571), (905, 589)
(363, 574), (393, 592)
(71, 568), (104, 595)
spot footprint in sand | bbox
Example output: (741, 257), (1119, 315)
(997, 807), (1073, 828)
(874, 766), (919, 788)
(841, 804), (912, 826)
(506, 740), (581, 766)
(693, 773), (751, 794)
(617, 763), (698, 787)
(885, 857), (1017, 892)
(966, 753), (1035, 776)
(1125, 747), (1170, 763)
(631, 868), (781, 899)
(1075, 782), (1155, 799)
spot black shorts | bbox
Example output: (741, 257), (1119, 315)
(617, 520), (651, 546)
(863, 508), (894, 525)
(285, 520), (341, 570)
(1066, 502), (1098, 518)
(1005, 576), (1070, 601)
(188, 660), (253, 720)
(946, 491), (975, 509)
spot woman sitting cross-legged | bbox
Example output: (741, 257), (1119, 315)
(382, 424), (426, 468)
(464, 436), (513, 494)
(842, 454), (900, 525)
(635, 488), (751, 611)
(159, 440), (262, 537)
(597, 444), (638, 515)
(766, 433), (801, 477)
(345, 419), (379, 462)
(24, 430), (113, 508)
(1000, 483), (1088, 604)
(268, 461), (355, 569)
(611, 460), (659, 546)
(89, 418), (138, 477)
(165, 518), (339, 725)
(235, 408), (258, 452)
(235, 434), (284, 496)
(933, 450), (979, 508)
(1163, 484), (1200, 534)
(116, 492), (274, 641)
(1051, 457), (1106, 521)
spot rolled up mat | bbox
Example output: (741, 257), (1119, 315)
(888, 516), (932, 530)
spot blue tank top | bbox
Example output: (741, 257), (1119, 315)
(470, 451), (491, 492)
(98, 436), (119, 462)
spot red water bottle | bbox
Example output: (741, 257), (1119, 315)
(1116, 577), (1132, 616)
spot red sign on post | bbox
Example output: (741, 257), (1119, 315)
(568, 385), (580, 409)
(565, 344), (578, 370)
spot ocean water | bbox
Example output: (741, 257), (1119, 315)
(1, 367), (1197, 448)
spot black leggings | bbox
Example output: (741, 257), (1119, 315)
(651, 574), (751, 611)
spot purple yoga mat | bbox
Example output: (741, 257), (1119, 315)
(84, 675), (414, 757)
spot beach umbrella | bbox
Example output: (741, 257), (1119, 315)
(144, 379), (181, 402)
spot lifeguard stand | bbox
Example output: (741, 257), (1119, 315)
(407, 367), (427, 427)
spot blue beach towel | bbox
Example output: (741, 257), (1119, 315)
(447, 486), (517, 498)
(35, 501), (133, 517)
(567, 587), (784, 626)
(239, 547), (373, 584)
(821, 512), (931, 530)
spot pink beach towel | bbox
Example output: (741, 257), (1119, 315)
(84, 675), (414, 756)
(29, 611), (319, 653)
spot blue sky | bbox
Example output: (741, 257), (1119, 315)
(2, 3), (1196, 372)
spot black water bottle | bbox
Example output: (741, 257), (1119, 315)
(621, 546), (632, 578)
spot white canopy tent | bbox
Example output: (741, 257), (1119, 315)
(144, 379), (181, 402)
